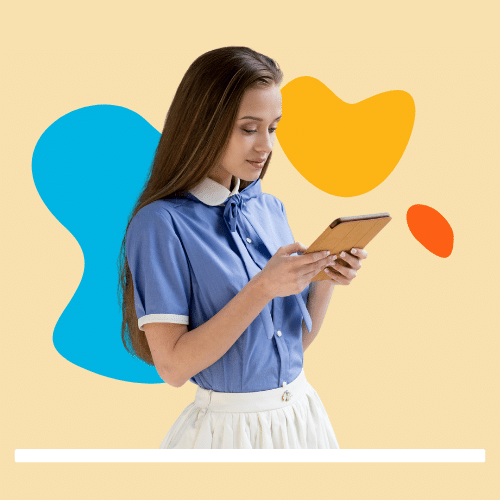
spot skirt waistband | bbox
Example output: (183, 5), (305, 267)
(194, 368), (308, 412)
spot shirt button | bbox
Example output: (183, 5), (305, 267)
(246, 238), (252, 243)
(277, 330), (282, 337)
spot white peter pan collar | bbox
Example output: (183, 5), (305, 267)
(188, 176), (240, 206)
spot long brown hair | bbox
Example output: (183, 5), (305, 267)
(118, 46), (284, 366)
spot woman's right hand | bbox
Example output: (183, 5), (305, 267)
(256, 241), (338, 299)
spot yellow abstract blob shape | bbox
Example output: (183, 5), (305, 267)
(278, 76), (415, 197)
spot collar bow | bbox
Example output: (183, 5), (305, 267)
(223, 193), (245, 233)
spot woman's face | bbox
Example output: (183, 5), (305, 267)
(209, 83), (282, 190)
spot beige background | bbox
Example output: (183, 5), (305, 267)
(2, 1), (499, 499)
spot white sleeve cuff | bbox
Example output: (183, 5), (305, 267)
(138, 314), (189, 331)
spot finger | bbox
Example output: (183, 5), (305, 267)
(328, 260), (357, 280)
(284, 241), (308, 256)
(295, 241), (308, 253)
(338, 251), (362, 270)
(317, 264), (344, 284)
(322, 270), (343, 284)
(324, 267), (352, 285)
(305, 255), (338, 280)
(298, 249), (336, 267)
(351, 248), (368, 259)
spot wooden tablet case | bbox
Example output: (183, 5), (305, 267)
(303, 212), (392, 282)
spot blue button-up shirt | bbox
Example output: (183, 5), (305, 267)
(126, 176), (312, 392)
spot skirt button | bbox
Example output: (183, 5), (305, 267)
(282, 390), (292, 401)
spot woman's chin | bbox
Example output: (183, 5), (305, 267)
(238, 171), (261, 182)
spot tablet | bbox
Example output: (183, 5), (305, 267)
(302, 212), (392, 282)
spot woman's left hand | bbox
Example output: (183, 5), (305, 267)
(324, 248), (368, 285)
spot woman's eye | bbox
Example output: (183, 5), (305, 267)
(242, 128), (277, 134)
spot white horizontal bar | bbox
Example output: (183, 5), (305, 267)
(15, 449), (485, 463)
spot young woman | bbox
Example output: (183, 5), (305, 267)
(119, 46), (366, 449)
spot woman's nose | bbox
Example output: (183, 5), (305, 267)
(255, 131), (273, 153)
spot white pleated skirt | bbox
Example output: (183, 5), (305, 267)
(159, 368), (340, 449)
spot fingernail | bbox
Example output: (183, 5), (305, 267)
(352, 248), (357, 254)
(340, 251), (345, 257)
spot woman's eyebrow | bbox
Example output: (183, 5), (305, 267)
(238, 115), (282, 122)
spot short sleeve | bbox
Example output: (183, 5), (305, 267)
(126, 208), (192, 331)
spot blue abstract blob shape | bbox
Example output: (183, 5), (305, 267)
(32, 104), (164, 383)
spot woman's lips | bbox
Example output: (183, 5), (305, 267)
(247, 160), (265, 168)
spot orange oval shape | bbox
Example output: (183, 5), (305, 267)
(407, 205), (454, 257)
